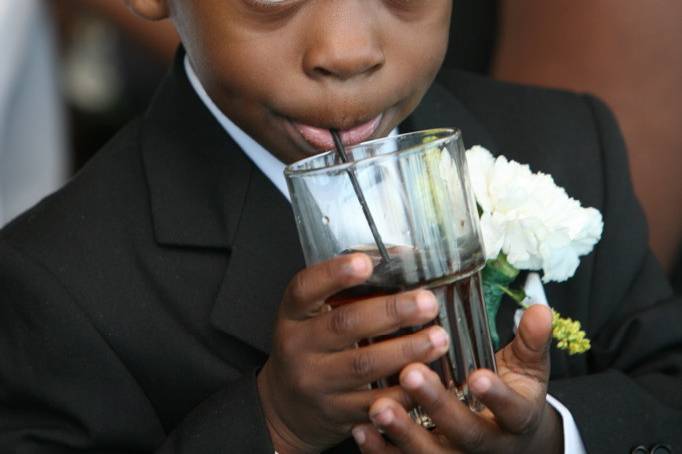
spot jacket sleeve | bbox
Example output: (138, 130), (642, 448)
(0, 240), (275, 453)
(548, 95), (682, 453)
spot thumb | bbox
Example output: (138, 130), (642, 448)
(510, 304), (553, 367)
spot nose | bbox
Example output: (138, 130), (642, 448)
(302, 2), (385, 81)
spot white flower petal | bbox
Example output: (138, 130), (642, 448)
(540, 235), (580, 283)
(464, 145), (604, 282)
(465, 146), (495, 213)
(479, 211), (504, 260)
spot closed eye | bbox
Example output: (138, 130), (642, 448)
(245, 0), (291, 10)
(384, 0), (430, 14)
(242, 0), (306, 18)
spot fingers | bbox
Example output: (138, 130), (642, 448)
(352, 305), (552, 454)
(366, 398), (442, 453)
(468, 368), (543, 434)
(399, 363), (495, 452)
(324, 325), (450, 389)
(352, 424), (401, 454)
(282, 253), (372, 320)
(313, 289), (439, 350)
(329, 386), (414, 422)
(510, 304), (553, 369)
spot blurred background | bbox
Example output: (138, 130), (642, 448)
(1, 0), (680, 291)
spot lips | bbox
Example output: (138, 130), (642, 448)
(291, 114), (383, 151)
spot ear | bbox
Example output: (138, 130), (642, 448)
(125, 0), (169, 21)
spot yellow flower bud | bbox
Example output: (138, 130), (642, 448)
(551, 309), (591, 355)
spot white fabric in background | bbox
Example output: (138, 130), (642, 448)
(0, 0), (68, 226)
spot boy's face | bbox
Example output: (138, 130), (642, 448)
(168, 0), (452, 163)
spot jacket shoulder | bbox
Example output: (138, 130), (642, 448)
(436, 70), (615, 215)
(436, 69), (611, 150)
(0, 118), (150, 272)
(436, 68), (593, 114)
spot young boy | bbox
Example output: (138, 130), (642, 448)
(1, 1), (680, 453)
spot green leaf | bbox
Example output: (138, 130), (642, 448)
(481, 254), (520, 349)
(498, 285), (526, 305)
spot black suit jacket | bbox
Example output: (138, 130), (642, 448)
(1, 52), (681, 453)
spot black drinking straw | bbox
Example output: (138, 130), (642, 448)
(330, 129), (390, 263)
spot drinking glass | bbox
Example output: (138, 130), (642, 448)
(284, 129), (496, 427)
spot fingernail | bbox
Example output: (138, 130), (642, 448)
(347, 255), (370, 275)
(471, 376), (491, 394)
(416, 291), (438, 315)
(403, 370), (424, 389)
(352, 426), (366, 446)
(429, 327), (449, 349)
(371, 408), (394, 426)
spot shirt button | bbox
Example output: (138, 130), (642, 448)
(650, 444), (672, 454)
(631, 446), (648, 454)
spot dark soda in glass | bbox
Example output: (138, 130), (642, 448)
(327, 247), (495, 425)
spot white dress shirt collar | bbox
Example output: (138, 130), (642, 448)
(184, 56), (290, 200)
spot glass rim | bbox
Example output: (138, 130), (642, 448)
(284, 127), (461, 177)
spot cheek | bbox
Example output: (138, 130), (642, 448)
(391, 30), (450, 92)
(172, 2), (279, 92)
(385, 5), (451, 82)
(419, 14), (452, 77)
(196, 33), (302, 107)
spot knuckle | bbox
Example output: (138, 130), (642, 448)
(400, 337), (423, 360)
(425, 389), (449, 415)
(400, 338), (418, 360)
(384, 294), (400, 324)
(328, 307), (356, 336)
(289, 369), (306, 392)
(319, 405), (335, 424)
(460, 426), (487, 452)
(278, 335), (299, 359)
(516, 405), (540, 434)
(391, 424), (414, 447)
(351, 351), (375, 381)
(290, 365), (315, 395)
(288, 270), (308, 303)
(319, 395), (343, 423)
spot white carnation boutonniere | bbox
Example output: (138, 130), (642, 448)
(466, 146), (603, 354)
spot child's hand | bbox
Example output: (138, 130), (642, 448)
(353, 304), (563, 454)
(257, 253), (448, 453)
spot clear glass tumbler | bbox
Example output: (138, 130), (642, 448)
(284, 129), (496, 427)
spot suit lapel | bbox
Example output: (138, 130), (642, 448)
(139, 49), (305, 355)
(140, 52), (250, 250)
(209, 169), (304, 354)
